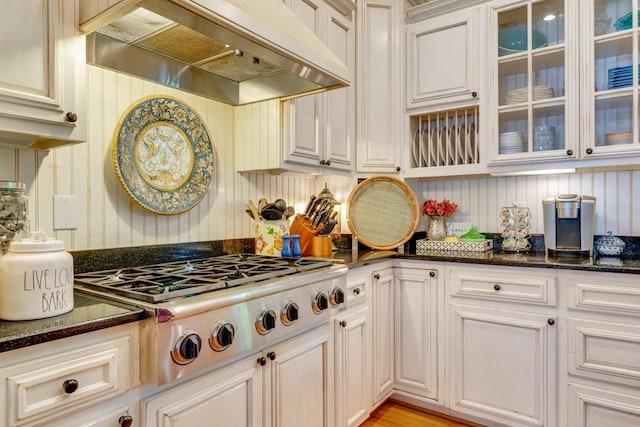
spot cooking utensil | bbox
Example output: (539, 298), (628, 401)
(274, 198), (287, 212)
(285, 205), (295, 219)
(258, 198), (268, 211)
(303, 196), (316, 216)
(260, 208), (283, 220)
(248, 200), (261, 221)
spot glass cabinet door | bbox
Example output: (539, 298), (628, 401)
(588, 0), (640, 155)
(492, 0), (573, 163)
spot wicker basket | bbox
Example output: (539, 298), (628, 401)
(416, 238), (493, 254)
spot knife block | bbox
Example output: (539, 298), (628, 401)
(289, 214), (321, 256)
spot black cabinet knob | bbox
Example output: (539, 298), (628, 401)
(566, 149), (573, 156)
(119, 416), (133, 427)
(586, 147), (593, 155)
(339, 320), (347, 328)
(472, 91), (478, 98)
(374, 273), (381, 280)
(326, 160), (331, 166)
(63, 379), (78, 394)
(353, 288), (361, 295)
(494, 284), (501, 291)
(319, 160), (326, 165)
(65, 112), (78, 123)
(429, 271), (436, 278)
(395, 166), (401, 172)
(548, 318), (555, 325)
(257, 356), (267, 366)
(267, 351), (277, 360)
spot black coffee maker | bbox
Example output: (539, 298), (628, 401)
(542, 194), (596, 257)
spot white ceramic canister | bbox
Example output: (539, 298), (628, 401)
(0, 231), (74, 320)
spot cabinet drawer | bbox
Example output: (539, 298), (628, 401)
(568, 318), (640, 387)
(346, 270), (369, 306)
(1, 336), (132, 425)
(448, 266), (556, 305)
(564, 271), (640, 316)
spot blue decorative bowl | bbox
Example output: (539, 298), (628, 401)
(498, 28), (547, 55)
(613, 10), (640, 30)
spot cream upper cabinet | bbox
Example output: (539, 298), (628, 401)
(488, 0), (579, 170)
(234, 0), (355, 175)
(406, 8), (481, 109)
(282, 0), (355, 173)
(580, 0), (640, 161)
(355, 0), (403, 174)
(0, 0), (86, 149)
(404, 1), (488, 179)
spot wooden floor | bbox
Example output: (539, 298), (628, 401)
(360, 400), (480, 427)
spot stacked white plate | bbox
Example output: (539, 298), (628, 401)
(499, 131), (526, 154)
(504, 85), (555, 104)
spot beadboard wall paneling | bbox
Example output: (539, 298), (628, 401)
(418, 170), (640, 236)
(2, 65), (639, 251)
(0, 65), (353, 251)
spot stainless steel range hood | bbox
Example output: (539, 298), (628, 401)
(80, 0), (351, 105)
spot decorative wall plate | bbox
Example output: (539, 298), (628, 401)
(112, 95), (214, 215)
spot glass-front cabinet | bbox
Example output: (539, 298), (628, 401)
(585, 0), (640, 158)
(489, 0), (578, 166)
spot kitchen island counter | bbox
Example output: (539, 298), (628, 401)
(0, 291), (146, 353)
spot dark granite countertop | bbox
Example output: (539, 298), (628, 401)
(330, 248), (640, 274)
(0, 291), (146, 353)
(3, 235), (638, 354)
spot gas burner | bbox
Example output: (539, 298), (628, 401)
(74, 254), (335, 303)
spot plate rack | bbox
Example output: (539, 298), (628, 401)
(410, 106), (480, 168)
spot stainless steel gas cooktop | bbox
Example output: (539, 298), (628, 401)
(74, 254), (333, 303)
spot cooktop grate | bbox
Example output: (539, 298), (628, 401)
(74, 254), (333, 303)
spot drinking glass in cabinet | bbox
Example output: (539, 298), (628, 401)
(533, 104), (565, 151)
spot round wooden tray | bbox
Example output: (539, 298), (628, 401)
(346, 176), (419, 250)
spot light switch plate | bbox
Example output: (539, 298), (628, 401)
(53, 195), (77, 230)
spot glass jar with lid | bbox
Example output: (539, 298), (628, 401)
(0, 181), (29, 254)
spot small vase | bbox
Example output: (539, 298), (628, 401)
(427, 216), (447, 241)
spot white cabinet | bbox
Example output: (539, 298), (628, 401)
(404, 1), (487, 178)
(449, 304), (558, 426)
(0, 0), (86, 149)
(235, 0), (355, 175)
(334, 306), (370, 427)
(488, 0), (579, 169)
(143, 324), (331, 427)
(355, 0), (403, 174)
(580, 0), (640, 161)
(393, 262), (443, 405)
(406, 7), (481, 109)
(282, 0), (355, 173)
(447, 265), (558, 427)
(0, 323), (138, 427)
(561, 270), (640, 426)
(143, 356), (262, 427)
(371, 265), (395, 406)
(334, 269), (372, 427)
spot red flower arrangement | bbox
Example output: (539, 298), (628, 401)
(421, 199), (458, 218)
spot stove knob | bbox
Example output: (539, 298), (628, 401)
(330, 288), (345, 307)
(281, 302), (299, 326)
(210, 322), (235, 351)
(172, 330), (202, 365)
(256, 309), (277, 335)
(312, 292), (329, 314)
